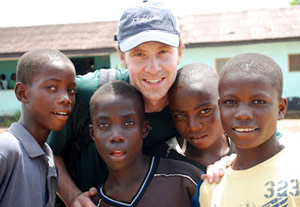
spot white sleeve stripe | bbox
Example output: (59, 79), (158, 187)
(154, 173), (198, 186)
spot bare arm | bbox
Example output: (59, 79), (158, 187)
(55, 155), (97, 207)
(201, 154), (236, 183)
(55, 155), (82, 206)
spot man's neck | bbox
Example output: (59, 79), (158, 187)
(144, 97), (168, 113)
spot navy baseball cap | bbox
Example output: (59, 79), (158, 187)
(115, 1), (181, 52)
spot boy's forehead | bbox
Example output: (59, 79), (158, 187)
(97, 94), (139, 109)
(219, 72), (277, 95)
(33, 60), (75, 79)
(171, 82), (218, 101)
(221, 71), (271, 84)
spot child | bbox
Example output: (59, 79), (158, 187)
(89, 80), (202, 206)
(0, 48), (76, 207)
(164, 63), (235, 171)
(200, 53), (300, 206)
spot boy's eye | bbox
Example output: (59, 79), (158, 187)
(98, 122), (109, 129)
(68, 88), (76, 94)
(253, 100), (266, 104)
(124, 120), (135, 126)
(174, 113), (186, 119)
(200, 108), (212, 114)
(46, 85), (56, 91)
(223, 100), (236, 105)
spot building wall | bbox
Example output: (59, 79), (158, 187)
(1, 40), (300, 116)
(180, 41), (300, 98)
(0, 89), (20, 115)
(109, 40), (300, 98)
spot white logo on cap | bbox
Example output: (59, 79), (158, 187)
(131, 15), (163, 24)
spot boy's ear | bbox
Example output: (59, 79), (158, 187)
(278, 97), (288, 120)
(142, 120), (150, 139)
(89, 124), (95, 141)
(14, 82), (29, 103)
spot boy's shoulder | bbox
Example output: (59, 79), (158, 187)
(0, 123), (45, 158)
(0, 129), (23, 159)
(75, 68), (129, 103)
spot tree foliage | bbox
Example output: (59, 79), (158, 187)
(289, 0), (300, 5)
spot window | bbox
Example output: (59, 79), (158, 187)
(289, 54), (300, 72)
(70, 57), (95, 75)
(215, 58), (230, 73)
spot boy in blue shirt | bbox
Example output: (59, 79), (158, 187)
(0, 48), (76, 207)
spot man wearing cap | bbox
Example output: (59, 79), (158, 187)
(47, 1), (186, 206)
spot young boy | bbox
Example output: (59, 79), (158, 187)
(0, 48), (76, 207)
(200, 53), (300, 206)
(162, 63), (235, 171)
(89, 80), (202, 206)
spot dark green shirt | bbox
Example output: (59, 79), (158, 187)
(47, 68), (177, 191)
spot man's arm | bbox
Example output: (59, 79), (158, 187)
(55, 155), (97, 207)
(55, 155), (82, 206)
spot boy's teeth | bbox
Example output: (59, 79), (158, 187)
(235, 128), (255, 132)
(55, 112), (67, 115)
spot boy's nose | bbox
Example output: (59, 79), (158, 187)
(109, 129), (125, 143)
(59, 91), (73, 105)
(235, 104), (253, 120)
(187, 117), (203, 132)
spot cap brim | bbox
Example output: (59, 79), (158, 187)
(120, 30), (179, 52)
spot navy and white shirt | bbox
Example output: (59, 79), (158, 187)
(92, 157), (202, 207)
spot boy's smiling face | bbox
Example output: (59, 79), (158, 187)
(168, 83), (224, 150)
(90, 94), (148, 170)
(25, 60), (76, 132)
(219, 72), (287, 149)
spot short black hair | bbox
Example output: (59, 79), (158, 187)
(90, 80), (145, 118)
(16, 48), (73, 85)
(219, 53), (283, 98)
(169, 63), (219, 95)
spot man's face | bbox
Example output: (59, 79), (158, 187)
(120, 41), (183, 106)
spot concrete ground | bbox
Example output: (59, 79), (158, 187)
(277, 119), (300, 146)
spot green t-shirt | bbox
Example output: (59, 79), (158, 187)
(47, 68), (177, 191)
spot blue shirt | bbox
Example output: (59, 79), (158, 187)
(0, 123), (57, 207)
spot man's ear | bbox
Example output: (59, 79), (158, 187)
(278, 97), (288, 120)
(89, 124), (95, 141)
(14, 82), (29, 103)
(142, 120), (150, 139)
(177, 44), (185, 65)
(117, 49), (128, 68)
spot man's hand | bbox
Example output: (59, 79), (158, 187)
(201, 154), (236, 184)
(71, 187), (97, 207)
